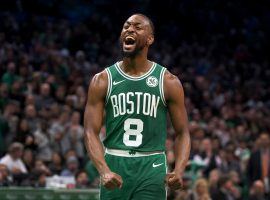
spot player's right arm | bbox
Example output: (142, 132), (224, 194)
(84, 70), (123, 189)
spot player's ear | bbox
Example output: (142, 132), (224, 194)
(148, 35), (154, 46)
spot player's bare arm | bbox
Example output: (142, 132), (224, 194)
(164, 70), (191, 190)
(84, 70), (123, 189)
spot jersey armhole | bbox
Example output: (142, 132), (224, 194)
(105, 68), (112, 105)
(159, 67), (167, 106)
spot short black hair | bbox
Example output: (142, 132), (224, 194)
(132, 13), (155, 35)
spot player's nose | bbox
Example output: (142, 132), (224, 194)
(126, 25), (135, 33)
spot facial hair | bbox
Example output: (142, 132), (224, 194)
(119, 38), (146, 58)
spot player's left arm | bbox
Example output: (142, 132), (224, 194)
(164, 70), (191, 190)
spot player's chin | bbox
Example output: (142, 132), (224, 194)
(123, 44), (136, 52)
(122, 48), (136, 58)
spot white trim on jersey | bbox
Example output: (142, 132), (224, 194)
(105, 148), (164, 157)
(115, 61), (156, 81)
(159, 67), (167, 106)
(105, 68), (112, 105)
(164, 153), (168, 200)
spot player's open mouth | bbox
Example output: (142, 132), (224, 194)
(124, 36), (136, 48)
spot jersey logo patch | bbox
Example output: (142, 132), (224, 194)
(146, 76), (158, 87)
(113, 80), (125, 85)
(152, 162), (163, 168)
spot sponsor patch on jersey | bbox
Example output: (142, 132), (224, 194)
(146, 76), (158, 87)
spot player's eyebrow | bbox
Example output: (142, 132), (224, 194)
(125, 21), (143, 26)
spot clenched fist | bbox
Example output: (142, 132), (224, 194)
(101, 171), (123, 190)
(165, 171), (183, 190)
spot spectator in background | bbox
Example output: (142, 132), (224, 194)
(1, 62), (19, 88)
(3, 101), (20, 146)
(21, 159), (51, 187)
(211, 175), (241, 200)
(190, 138), (201, 159)
(0, 164), (12, 186)
(35, 83), (54, 111)
(0, 83), (9, 112)
(249, 180), (266, 200)
(22, 149), (35, 172)
(48, 152), (63, 175)
(15, 119), (30, 143)
(187, 178), (211, 200)
(0, 142), (28, 185)
(0, 112), (9, 156)
(24, 94), (36, 107)
(32, 159), (51, 176)
(208, 169), (220, 195)
(192, 138), (213, 168)
(49, 111), (70, 155)
(0, 142), (27, 174)
(49, 103), (61, 121)
(215, 145), (241, 176)
(54, 85), (67, 104)
(61, 156), (79, 177)
(24, 134), (37, 151)
(75, 170), (90, 189)
(34, 172), (47, 188)
(235, 138), (251, 173)
(192, 137), (221, 177)
(74, 86), (87, 111)
(247, 133), (270, 193)
(74, 50), (91, 74)
(66, 111), (84, 161)
(33, 120), (53, 162)
(9, 80), (25, 104)
(24, 104), (39, 132)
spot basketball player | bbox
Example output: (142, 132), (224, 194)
(84, 13), (190, 200)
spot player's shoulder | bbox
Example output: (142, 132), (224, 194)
(164, 70), (179, 81)
(163, 67), (183, 97)
(87, 69), (108, 98)
(153, 62), (181, 85)
(162, 69), (184, 101)
(91, 63), (116, 84)
(91, 70), (107, 85)
(161, 67), (181, 87)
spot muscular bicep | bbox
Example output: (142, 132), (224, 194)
(165, 72), (189, 135)
(84, 96), (104, 136)
(84, 71), (108, 136)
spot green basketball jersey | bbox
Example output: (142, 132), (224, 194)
(104, 62), (167, 152)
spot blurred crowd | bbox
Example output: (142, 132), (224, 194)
(0, 1), (270, 200)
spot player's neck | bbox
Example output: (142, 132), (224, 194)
(121, 55), (151, 74)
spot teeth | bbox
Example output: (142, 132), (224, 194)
(124, 36), (135, 46)
(125, 36), (135, 41)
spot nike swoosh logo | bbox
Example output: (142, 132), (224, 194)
(152, 163), (163, 168)
(113, 80), (125, 85)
